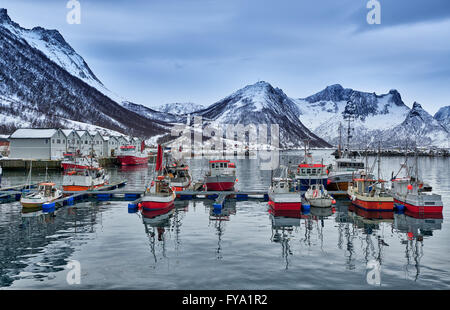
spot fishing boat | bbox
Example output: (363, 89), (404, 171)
(347, 147), (394, 211)
(62, 167), (109, 191)
(117, 141), (148, 166)
(268, 167), (302, 211)
(327, 117), (371, 192)
(204, 160), (236, 191)
(294, 143), (328, 191)
(20, 182), (63, 208)
(304, 184), (334, 208)
(348, 177), (394, 211)
(61, 152), (99, 170)
(165, 159), (192, 193)
(0, 165), (2, 187)
(140, 145), (176, 211)
(389, 151), (443, 215)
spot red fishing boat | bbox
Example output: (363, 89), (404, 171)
(204, 160), (236, 191)
(390, 153), (443, 215)
(117, 141), (148, 166)
(140, 145), (175, 211)
(61, 153), (99, 170)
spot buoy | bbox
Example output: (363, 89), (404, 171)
(327, 179), (331, 185)
(407, 184), (413, 190)
(236, 178), (238, 182)
(408, 232), (413, 240)
(332, 199), (336, 204)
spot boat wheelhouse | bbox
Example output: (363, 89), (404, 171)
(117, 145), (148, 166)
(295, 163), (328, 191)
(204, 160), (236, 191)
(327, 154), (368, 192)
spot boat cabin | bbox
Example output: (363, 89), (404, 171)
(38, 182), (58, 197)
(120, 145), (137, 153)
(335, 158), (364, 171)
(297, 163), (327, 176)
(271, 178), (296, 194)
(208, 160), (236, 177)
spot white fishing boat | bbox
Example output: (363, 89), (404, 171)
(268, 167), (301, 211)
(20, 182), (63, 208)
(304, 184), (334, 208)
(62, 167), (109, 191)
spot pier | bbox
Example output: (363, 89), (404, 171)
(0, 180), (347, 214)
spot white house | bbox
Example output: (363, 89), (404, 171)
(89, 131), (105, 157)
(9, 128), (67, 160)
(77, 130), (93, 156)
(103, 135), (119, 157)
(62, 129), (82, 154)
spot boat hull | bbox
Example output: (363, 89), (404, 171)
(205, 175), (236, 191)
(62, 184), (106, 191)
(306, 198), (333, 208)
(268, 191), (302, 211)
(394, 198), (443, 214)
(117, 155), (148, 166)
(141, 193), (176, 211)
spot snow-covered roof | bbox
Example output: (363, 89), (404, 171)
(10, 129), (58, 139)
(76, 130), (92, 138)
(61, 129), (73, 137)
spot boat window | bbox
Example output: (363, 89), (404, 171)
(220, 163), (223, 168)
(211, 163), (215, 168)
(312, 169), (316, 174)
(301, 169), (306, 174)
(224, 163), (228, 168)
(307, 169), (311, 174)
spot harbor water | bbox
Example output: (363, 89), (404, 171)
(1, 150), (449, 289)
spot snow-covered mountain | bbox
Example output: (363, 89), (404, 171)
(121, 101), (183, 124)
(294, 84), (448, 148)
(386, 102), (449, 148)
(193, 81), (331, 148)
(0, 8), (168, 137)
(156, 102), (205, 115)
(435, 106), (450, 132)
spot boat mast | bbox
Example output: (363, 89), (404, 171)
(377, 142), (381, 181)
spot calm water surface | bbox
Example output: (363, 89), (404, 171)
(1, 150), (449, 289)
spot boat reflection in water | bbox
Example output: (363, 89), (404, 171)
(394, 212), (443, 281)
(269, 209), (301, 270)
(207, 200), (237, 260)
(142, 206), (175, 264)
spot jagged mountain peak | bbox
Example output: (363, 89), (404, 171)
(194, 81), (330, 148)
(31, 26), (68, 46)
(0, 8), (11, 23)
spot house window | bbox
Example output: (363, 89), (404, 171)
(85, 141), (88, 144)
(52, 139), (55, 143)
(57, 139), (61, 144)
(45, 139), (49, 144)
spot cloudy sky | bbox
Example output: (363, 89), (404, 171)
(2, 0), (450, 114)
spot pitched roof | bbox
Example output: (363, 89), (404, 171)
(10, 129), (58, 139)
